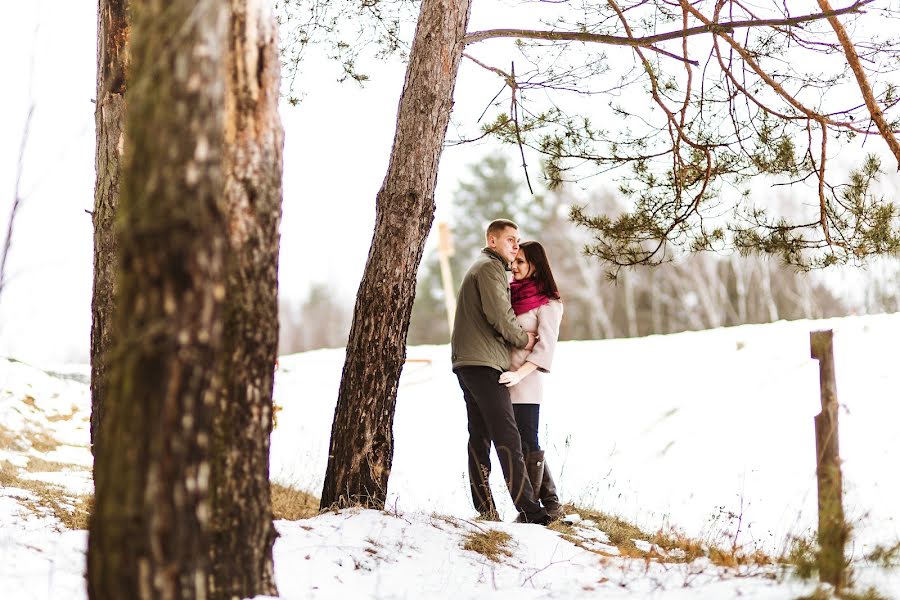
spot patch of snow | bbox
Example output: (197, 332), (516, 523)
(4, 314), (900, 598)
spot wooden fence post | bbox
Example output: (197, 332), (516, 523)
(809, 329), (847, 589)
(437, 221), (456, 334)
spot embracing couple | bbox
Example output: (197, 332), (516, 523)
(451, 219), (564, 525)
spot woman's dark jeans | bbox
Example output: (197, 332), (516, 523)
(512, 403), (541, 454)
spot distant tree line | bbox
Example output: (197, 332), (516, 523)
(278, 284), (352, 355)
(406, 155), (848, 345)
(278, 155), (855, 355)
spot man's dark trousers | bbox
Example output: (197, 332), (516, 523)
(455, 365), (546, 520)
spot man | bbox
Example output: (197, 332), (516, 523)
(451, 219), (551, 525)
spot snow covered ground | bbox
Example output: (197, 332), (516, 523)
(2, 314), (899, 598)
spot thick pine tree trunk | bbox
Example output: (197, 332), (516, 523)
(321, 0), (473, 508)
(87, 1), (228, 598)
(90, 0), (128, 452)
(207, 2), (282, 598)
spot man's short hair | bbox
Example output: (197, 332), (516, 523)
(486, 219), (518, 240)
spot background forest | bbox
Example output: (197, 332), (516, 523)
(280, 153), (899, 354)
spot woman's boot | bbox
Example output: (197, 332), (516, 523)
(515, 450), (546, 522)
(539, 460), (563, 519)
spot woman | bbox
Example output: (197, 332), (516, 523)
(499, 241), (564, 519)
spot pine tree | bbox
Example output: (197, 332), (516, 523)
(88, 1), (229, 597)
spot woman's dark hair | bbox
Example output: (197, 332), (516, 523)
(519, 241), (561, 300)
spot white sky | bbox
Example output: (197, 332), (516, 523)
(0, 1), (531, 363)
(1, 1), (898, 363)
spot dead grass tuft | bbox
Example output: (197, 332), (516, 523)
(0, 459), (19, 486)
(462, 528), (513, 562)
(46, 404), (80, 423)
(272, 402), (283, 428)
(26, 428), (61, 453)
(1, 460), (92, 529)
(58, 495), (93, 530)
(565, 504), (657, 558)
(0, 407), (63, 452)
(564, 503), (774, 567)
(865, 541), (900, 569)
(837, 587), (893, 600)
(707, 545), (773, 569)
(780, 534), (847, 583)
(0, 424), (28, 452)
(797, 586), (892, 600)
(270, 482), (319, 520)
(25, 456), (89, 473)
(547, 519), (577, 536)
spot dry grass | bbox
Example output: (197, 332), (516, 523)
(272, 402), (283, 428)
(57, 495), (92, 530)
(462, 528), (513, 562)
(564, 504), (663, 559)
(0, 459), (92, 529)
(46, 404), (81, 423)
(1, 422), (63, 453)
(270, 482), (319, 520)
(0, 459), (19, 486)
(563, 504), (773, 568)
(25, 456), (90, 473)
(26, 428), (62, 453)
(865, 541), (900, 568)
(0, 423), (28, 452)
(797, 586), (892, 600)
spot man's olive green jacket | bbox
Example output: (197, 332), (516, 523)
(451, 248), (529, 372)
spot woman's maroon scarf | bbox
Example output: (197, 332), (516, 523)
(510, 278), (550, 315)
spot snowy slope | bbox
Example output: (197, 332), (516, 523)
(272, 313), (900, 553)
(2, 314), (899, 599)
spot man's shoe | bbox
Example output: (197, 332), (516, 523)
(523, 509), (552, 526)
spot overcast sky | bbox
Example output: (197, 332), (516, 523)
(0, 1), (544, 363)
(2, 1), (899, 364)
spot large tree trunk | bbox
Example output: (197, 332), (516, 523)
(87, 1), (228, 598)
(90, 0), (128, 452)
(320, 0), (473, 508)
(207, 2), (282, 598)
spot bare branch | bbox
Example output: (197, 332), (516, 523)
(0, 106), (34, 299)
(463, 1), (873, 48)
(509, 62), (534, 195)
(462, 52), (512, 83)
(816, 120), (835, 246)
(815, 0), (900, 169)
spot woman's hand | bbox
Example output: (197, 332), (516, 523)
(499, 371), (523, 387)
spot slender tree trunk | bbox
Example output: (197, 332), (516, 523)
(759, 258), (779, 322)
(622, 269), (638, 337)
(572, 252), (611, 338)
(90, 0), (128, 452)
(732, 256), (748, 324)
(321, 0), (473, 508)
(649, 268), (662, 334)
(87, 1), (228, 598)
(207, 2), (282, 597)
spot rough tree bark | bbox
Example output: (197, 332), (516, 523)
(320, 0), (473, 508)
(90, 0), (128, 452)
(207, 1), (283, 597)
(87, 1), (229, 598)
